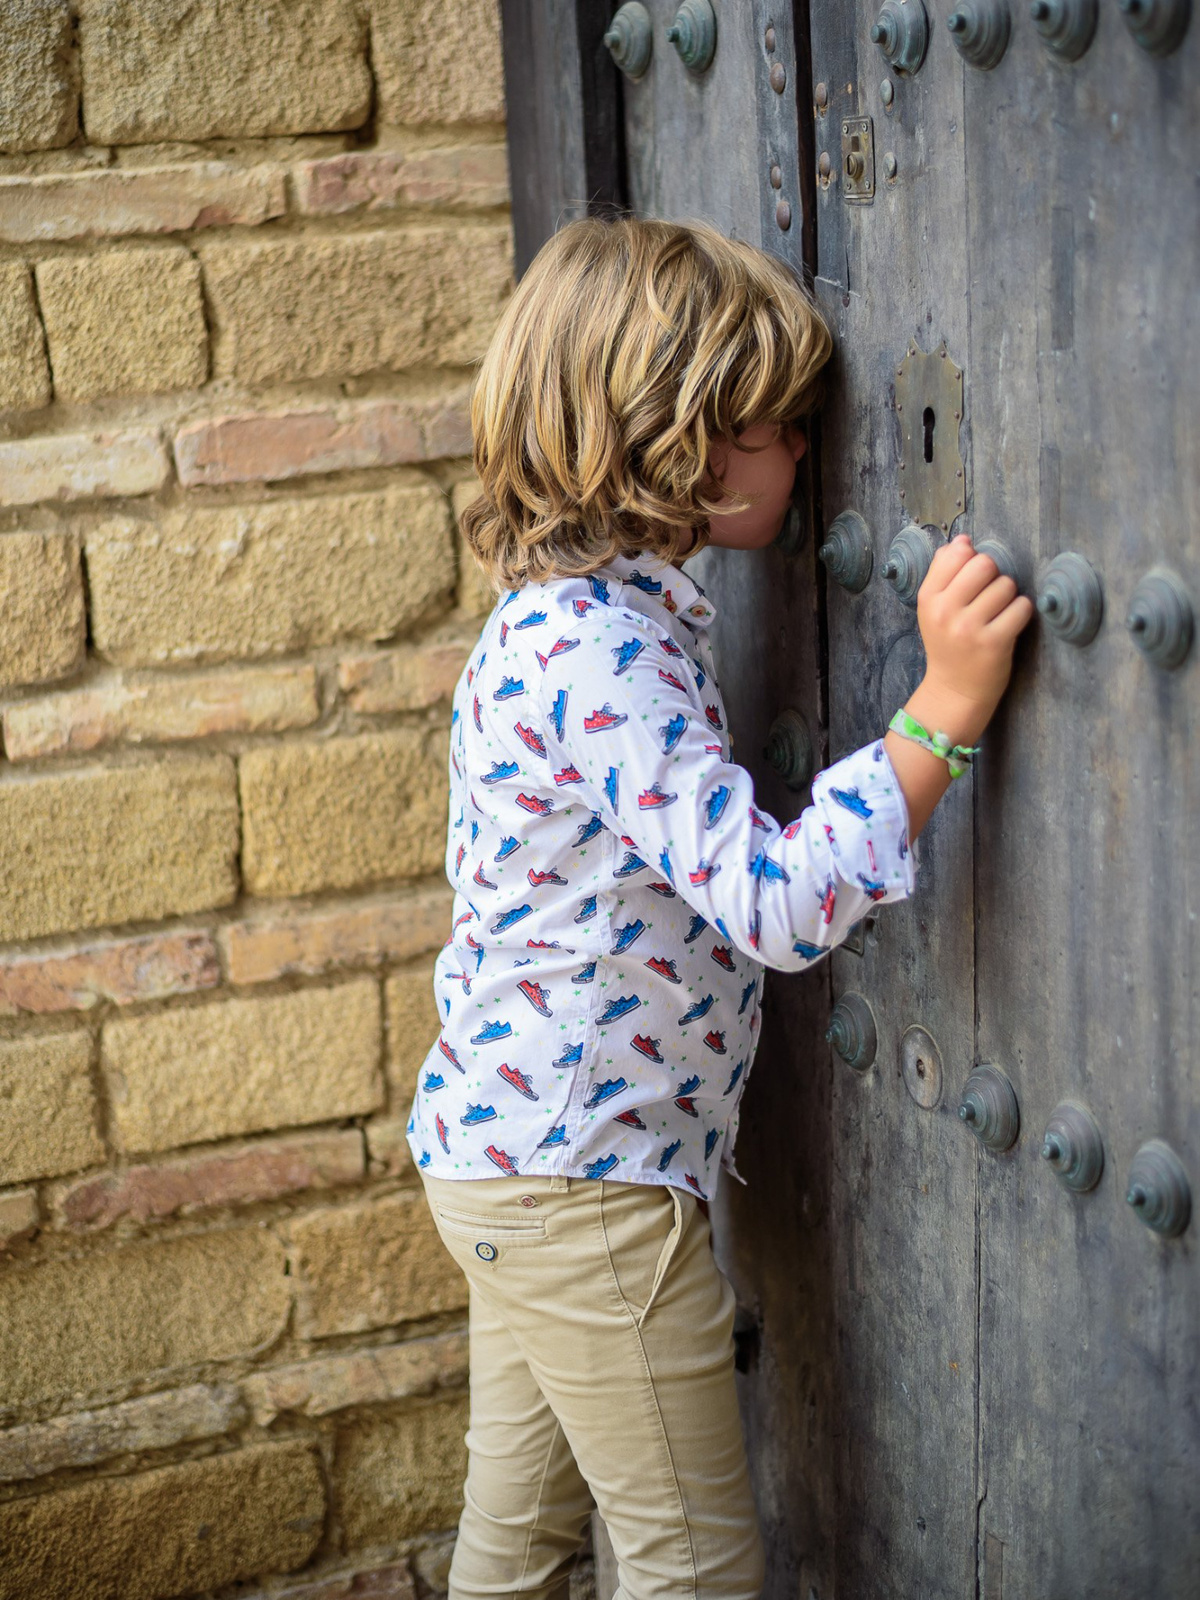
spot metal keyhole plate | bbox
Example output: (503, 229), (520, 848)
(894, 343), (966, 533)
(901, 1024), (943, 1109)
(841, 117), (876, 202)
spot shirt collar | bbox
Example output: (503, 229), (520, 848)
(600, 553), (718, 632)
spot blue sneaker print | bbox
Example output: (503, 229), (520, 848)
(660, 713), (687, 754)
(538, 1124), (570, 1148)
(749, 849), (790, 884)
(830, 785), (873, 819)
(793, 939), (826, 961)
(514, 609), (547, 629)
(626, 570), (663, 594)
(659, 847), (674, 883)
(658, 1139), (682, 1173)
(471, 1019), (513, 1045)
(614, 850), (646, 878)
(694, 666), (707, 691)
(715, 917), (732, 942)
(495, 836), (522, 862)
(612, 639), (644, 674)
(584, 1154), (619, 1180)
(573, 812), (604, 847)
(597, 995), (641, 1024)
(481, 759), (519, 784)
(588, 576), (610, 604)
(585, 1077), (628, 1109)
(423, 1072), (446, 1092)
(684, 913), (707, 944)
(575, 895), (598, 923)
(604, 767), (620, 809)
(471, 820), (480, 843)
(460, 1103), (497, 1126)
(612, 919), (646, 953)
(549, 689), (568, 741)
(571, 961), (596, 984)
(493, 676), (524, 701)
(705, 1128), (720, 1159)
(418, 1149), (431, 1168)
(704, 784), (731, 829)
(857, 873), (888, 901)
(739, 980), (757, 1015)
(554, 1041), (584, 1067)
(678, 995), (714, 1025)
(491, 904), (533, 934)
(724, 1059), (746, 1095)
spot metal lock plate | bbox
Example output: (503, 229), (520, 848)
(894, 341), (967, 533)
(841, 117), (875, 202)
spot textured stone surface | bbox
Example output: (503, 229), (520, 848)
(338, 637), (470, 713)
(198, 227), (511, 383)
(0, 930), (219, 1014)
(35, 245), (208, 401)
(0, 756), (239, 943)
(334, 1398), (469, 1546)
(365, 1116), (414, 1180)
(0, 1188), (39, 1251)
(0, 262), (51, 411)
(0, 1227), (289, 1407)
(0, 162), (286, 242)
(0, 1031), (103, 1185)
(0, 1382), (243, 1483)
(86, 482), (453, 667)
(371, 0), (504, 127)
(240, 730), (450, 898)
(385, 963), (441, 1105)
(103, 980), (382, 1155)
(78, 0), (371, 144)
(295, 144), (508, 214)
(220, 885), (452, 986)
(0, 531), (85, 689)
(0, 427), (168, 507)
(4, 663), (320, 759)
(53, 1128), (365, 1230)
(0, 1441), (323, 1600)
(452, 478), (496, 617)
(289, 1190), (467, 1337)
(245, 1562), (417, 1600)
(0, 0), (78, 154)
(241, 1330), (467, 1425)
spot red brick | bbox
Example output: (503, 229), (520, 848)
(0, 1188), (39, 1252)
(294, 144), (508, 214)
(0, 163), (285, 244)
(338, 637), (470, 714)
(3, 662), (320, 760)
(0, 929), (219, 1015)
(51, 1128), (365, 1230)
(240, 1331), (468, 1425)
(221, 886), (452, 986)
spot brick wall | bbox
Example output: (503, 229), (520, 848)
(0, 5), (506, 1596)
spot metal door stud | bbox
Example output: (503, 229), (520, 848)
(1041, 1102), (1105, 1192)
(1037, 551), (1104, 645)
(870, 0), (931, 74)
(947, 0), (1013, 66)
(827, 993), (879, 1071)
(820, 509), (875, 592)
(958, 1063), (1020, 1152)
(604, 3), (654, 78)
(666, 0), (717, 71)
(1125, 567), (1194, 669)
(1117, 0), (1191, 56)
(763, 709), (814, 791)
(882, 523), (936, 607)
(1126, 1139), (1191, 1236)
(1029, 0), (1098, 57)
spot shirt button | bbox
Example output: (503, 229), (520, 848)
(476, 1242), (497, 1262)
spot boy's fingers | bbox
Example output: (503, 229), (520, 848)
(921, 534), (976, 596)
(942, 550), (1006, 609)
(965, 573), (1019, 624)
(985, 592), (1036, 640)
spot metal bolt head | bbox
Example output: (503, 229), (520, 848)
(775, 199), (792, 230)
(769, 61), (787, 92)
(769, 163), (782, 188)
(881, 77), (894, 106)
(883, 151), (898, 180)
(815, 80), (829, 109)
(765, 23), (777, 50)
(818, 151), (832, 178)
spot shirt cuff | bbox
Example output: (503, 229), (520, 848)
(810, 739), (915, 903)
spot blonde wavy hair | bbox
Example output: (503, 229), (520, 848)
(461, 214), (833, 590)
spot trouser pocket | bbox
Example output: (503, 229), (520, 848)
(600, 1181), (688, 1328)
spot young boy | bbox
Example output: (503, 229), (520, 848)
(409, 217), (1032, 1598)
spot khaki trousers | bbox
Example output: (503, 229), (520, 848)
(421, 1171), (764, 1600)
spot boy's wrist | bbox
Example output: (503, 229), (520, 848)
(903, 675), (994, 748)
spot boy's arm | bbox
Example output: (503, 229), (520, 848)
(537, 615), (912, 971)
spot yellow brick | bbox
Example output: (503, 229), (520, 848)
(78, 0), (370, 144)
(0, 756), (238, 943)
(385, 962), (441, 1106)
(0, 1031), (102, 1185)
(452, 478), (497, 619)
(0, 531), (84, 689)
(35, 244), (207, 402)
(0, 0), (78, 154)
(198, 226), (512, 384)
(334, 1397), (469, 1546)
(371, 0), (504, 127)
(0, 1441), (323, 1600)
(0, 263), (50, 411)
(289, 1190), (467, 1337)
(0, 1227), (289, 1408)
(103, 980), (382, 1156)
(0, 756), (237, 944)
(240, 730), (449, 899)
(86, 481), (453, 668)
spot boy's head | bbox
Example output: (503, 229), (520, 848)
(462, 215), (833, 589)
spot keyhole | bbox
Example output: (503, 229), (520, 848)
(922, 407), (935, 463)
(916, 1057), (927, 1079)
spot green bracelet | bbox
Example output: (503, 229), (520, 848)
(888, 709), (980, 780)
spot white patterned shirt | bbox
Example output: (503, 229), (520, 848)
(407, 554), (915, 1199)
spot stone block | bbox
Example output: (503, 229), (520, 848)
(0, 1188), (39, 1252)
(240, 730), (449, 899)
(0, 930), (219, 1015)
(371, 0), (504, 127)
(220, 885), (453, 986)
(36, 244), (208, 401)
(0, 1030), (102, 1185)
(0, 0), (78, 154)
(103, 980), (382, 1155)
(294, 143), (508, 214)
(0, 756), (239, 943)
(385, 964), (441, 1106)
(4, 663), (320, 760)
(0, 162), (286, 243)
(334, 1398), (469, 1546)
(0, 530), (84, 689)
(366, 1116), (414, 1180)
(0, 1382), (243, 1484)
(52, 1128), (366, 1230)
(0, 262), (50, 411)
(0, 427), (168, 507)
(289, 1190), (467, 1338)
(245, 1562), (417, 1600)
(0, 1227), (289, 1408)
(241, 1330), (468, 1425)
(78, 0), (370, 144)
(338, 637), (470, 713)
(198, 227), (511, 384)
(0, 1441), (323, 1600)
(86, 481), (453, 667)
(452, 478), (495, 617)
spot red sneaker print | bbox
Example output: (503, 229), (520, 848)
(516, 793), (553, 816)
(554, 765), (583, 785)
(438, 1038), (465, 1072)
(517, 978), (553, 1017)
(515, 722), (547, 757)
(584, 704), (628, 732)
(497, 1063), (539, 1100)
(436, 1113), (450, 1152)
(632, 1033), (664, 1062)
(614, 1107), (647, 1129)
(644, 955), (682, 983)
(486, 1144), (520, 1176)
(703, 1029), (727, 1054)
(455, 843), (466, 872)
(817, 877), (837, 924)
(527, 867), (567, 887)
(705, 704), (723, 730)
(638, 784), (677, 809)
(710, 945), (735, 971)
(658, 668), (687, 692)
(647, 881), (676, 897)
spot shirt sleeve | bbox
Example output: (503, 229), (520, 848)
(535, 612), (916, 972)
